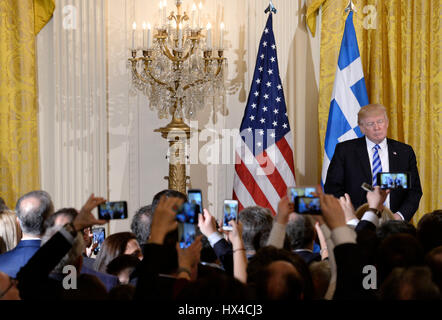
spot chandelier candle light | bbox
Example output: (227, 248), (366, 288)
(128, 0), (227, 193)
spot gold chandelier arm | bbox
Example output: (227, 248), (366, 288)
(129, 58), (174, 93)
(182, 78), (205, 91)
(214, 60), (224, 77)
(182, 43), (197, 61)
(181, 58), (225, 91)
(129, 59), (152, 84)
(161, 45), (177, 61)
(145, 69), (174, 93)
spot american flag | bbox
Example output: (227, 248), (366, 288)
(233, 13), (296, 215)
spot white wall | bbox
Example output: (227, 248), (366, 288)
(38, 0), (321, 234)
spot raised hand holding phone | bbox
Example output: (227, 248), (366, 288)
(149, 195), (180, 245)
(73, 193), (107, 231)
(338, 193), (357, 222)
(198, 209), (217, 237)
(316, 185), (346, 230)
(366, 186), (390, 211)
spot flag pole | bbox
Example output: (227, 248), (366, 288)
(265, 1), (277, 14)
(345, 0), (357, 13)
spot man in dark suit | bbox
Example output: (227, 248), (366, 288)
(0, 190), (54, 278)
(16, 193), (108, 300)
(325, 104), (422, 222)
(286, 216), (321, 265)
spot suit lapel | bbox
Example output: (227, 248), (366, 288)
(356, 137), (372, 182)
(387, 139), (399, 171)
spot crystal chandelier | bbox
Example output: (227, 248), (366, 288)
(128, 0), (227, 193)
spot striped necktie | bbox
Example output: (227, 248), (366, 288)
(372, 144), (382, 186)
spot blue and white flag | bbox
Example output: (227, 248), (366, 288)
(321, 11), (369, 185)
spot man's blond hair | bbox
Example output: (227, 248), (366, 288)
(358, 104), (388, 125)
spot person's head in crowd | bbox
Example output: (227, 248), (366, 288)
(62, 274), (108, 300)
(425, 246), (442, 293)
(376, 220), (417, 243)
(43, 207), (78, 231)
(0, 271), (20, 300)
(94, 232), (142, 273)
(130, 204), (153, 245)
(417, 210), (442, 254)
(108, 284), (136, 300)
(358, 103), (389, 144)
(286, 215), (316, 251)
(41, 225), (85, 274)
(151, 189), (187, 213)
(0, 209), (22, 254)
(0, 197), (8, 211)
(15, 190), (54, 238)
(309, 260), (331, 300)
(238, 206), (273, 255)
(379, 266), (440, 300)
(106, 254), (140, 284)
(176, 272), (255, 301)
(377, 233), (424, 285)
(81, 227), (93, 249)
(247, 246), (314, 300)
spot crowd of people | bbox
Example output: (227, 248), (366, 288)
(0, 186), (441, 301)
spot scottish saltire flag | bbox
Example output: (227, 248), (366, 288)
(233, 13), (296, 215)
(321, 11), (369, 185)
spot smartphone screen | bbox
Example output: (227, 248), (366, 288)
(287, 186), (316, 203)
(178, 223), (196, 249)
(98, 201), (128, 220)
(223, 200), (238, 231)
(176, 202), (198, 224)
(295, 196), (321, 215)
(92, 227), (106, 255)
(187, 189), (203, 214)
(377, 172), (410, 190)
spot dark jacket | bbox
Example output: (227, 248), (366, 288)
(325, 137), (422, 221)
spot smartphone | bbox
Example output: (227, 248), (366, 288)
(287, 186), (316, 203)
(98, 201), (128, 220)
(176, 202), (198, 224)
(92, 227), (106, 255)
(223, 200), (239, 231)
(377, 172), (410, 190)
(178, 223), (196, 249)
(295, 196), (321, 215)
(187, 189), (203, 214)
(361, 182), (374, 192)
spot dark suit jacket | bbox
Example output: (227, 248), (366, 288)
(324, 137), (422, 221)
(80, 264), (119, 292)
(212, 238), (233, 276)
(0, 239), (41, 278)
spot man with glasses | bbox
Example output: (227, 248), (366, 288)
(324, 104), (422, 222)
